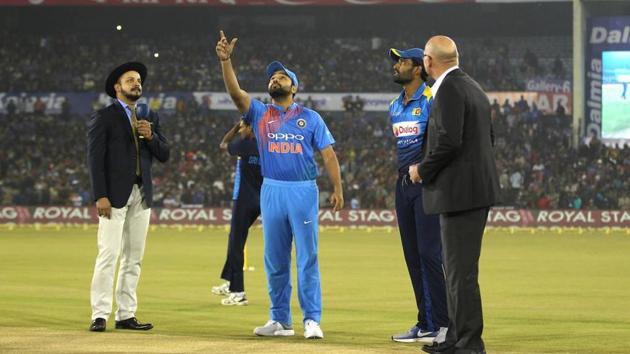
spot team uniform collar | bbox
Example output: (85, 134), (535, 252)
(271, 101), (299, 113)
(397, 82), (427, 105)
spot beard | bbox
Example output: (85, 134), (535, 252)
(121, 87), (142, 102)
(268, 85), (291, 99)
(393, 71), (413, 85)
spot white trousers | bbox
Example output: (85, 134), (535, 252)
(90, 185), (151, 321)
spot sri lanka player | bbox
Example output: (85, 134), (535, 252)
(388, 47), (448, 344)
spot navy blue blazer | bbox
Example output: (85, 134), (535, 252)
(87, 101), (170, 208)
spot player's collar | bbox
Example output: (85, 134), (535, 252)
(398, 82), (426, 104)
(271, 102), (298, 112)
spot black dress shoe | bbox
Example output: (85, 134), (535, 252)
(422, 342), (455, 354)
(89, 318), (106, 332)
(115, 317), (153, 330)
(456, 351), (486, 354)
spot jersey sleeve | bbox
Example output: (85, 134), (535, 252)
(422, 84), (433, 114)
(243, 99), (266, 125)
(312, 112), (335, 151)
(388, 97), (397, 123)
(419, 97), (432, 134)
(425, 95), (433, 111)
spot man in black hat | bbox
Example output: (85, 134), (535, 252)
(87, 62), (170, 332)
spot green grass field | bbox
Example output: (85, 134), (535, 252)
(1, 226), (629, 353)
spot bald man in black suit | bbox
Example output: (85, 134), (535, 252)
(409, 36), (500, 354)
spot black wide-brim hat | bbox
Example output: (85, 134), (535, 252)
(105, 61), (147, 98)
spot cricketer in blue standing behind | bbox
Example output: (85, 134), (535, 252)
(211, 120), (262, 306)
(215, 30), (344, 340)
(388, 47), (449, 345)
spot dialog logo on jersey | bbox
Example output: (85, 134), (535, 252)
(267, 132), (304, 154)
(392, 121), (420, 137)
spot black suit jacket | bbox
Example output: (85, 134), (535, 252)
(419, 69), (500, 214)
(87, 101), (170, 208)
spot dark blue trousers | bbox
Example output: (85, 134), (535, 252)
(395, 174), (448, 331)
(220, 194), (260, 293)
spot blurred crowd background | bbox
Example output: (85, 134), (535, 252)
(2, 103), (627, 209)
(1, 2), (628, 210)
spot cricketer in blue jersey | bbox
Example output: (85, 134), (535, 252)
(211, 121), (262, 306)
(388, 47), (448, 344)
(216, 31), (343, 340)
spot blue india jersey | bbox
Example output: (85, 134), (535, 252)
(389, 84), (433, 173)
(244, 99), (335, 181)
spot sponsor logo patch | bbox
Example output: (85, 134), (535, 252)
(267, 132), (304, 141)
(268, 142), (303, 154)
(392, 121), (420, 137)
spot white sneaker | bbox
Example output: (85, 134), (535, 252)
(253, 320), (295, 337)
(304, 319), (323, 339)
(221, 292), (248, 306)
(211, 281), (230, 296)
(433, 327), (448, 344)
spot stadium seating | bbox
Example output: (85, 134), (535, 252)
(1, 106), (627, 209)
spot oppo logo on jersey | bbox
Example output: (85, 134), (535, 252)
(267, 133), (305, 141)
(267, 132), (304, 154)
(392, 122), (420, 137)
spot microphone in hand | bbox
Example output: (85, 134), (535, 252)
(135, 103), (151, 139)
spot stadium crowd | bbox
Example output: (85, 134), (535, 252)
(0, 31), (569, 93)
(1, 98), (628, 210)
(491, 100), (629, 210)
(2, 28), (622, 211)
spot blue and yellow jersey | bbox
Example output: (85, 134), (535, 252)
(389, 83), (433, 174)
(244, 99), (335, 181)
